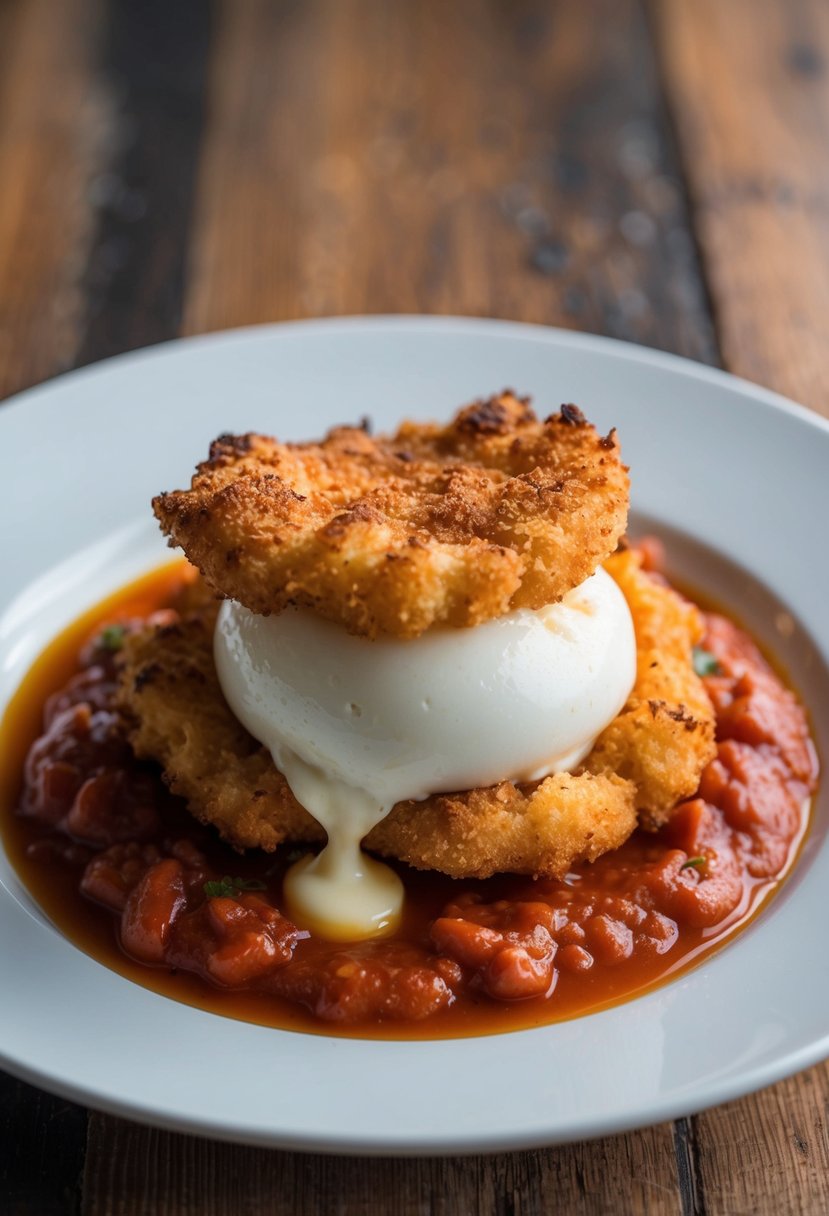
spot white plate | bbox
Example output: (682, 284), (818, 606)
(1, 317), (828, 1154)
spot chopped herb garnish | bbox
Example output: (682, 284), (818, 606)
(681, 855), (706, 871)
(100, 623), (127, 651)
(203, 875), (267, 899)
(692, 646), (721, 678)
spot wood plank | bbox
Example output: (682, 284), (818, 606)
(655, 1), (829, 1211)
(0, 0), (99, 1205)
(0, 0), (104, 401)
(0, 1075), (87, 1216)
(0, 0), (214, 1209)
(81, 1113), (681, 1216)
(81, 0), (716, 1211)
(183, 0), (716, 367)
(654, 0), (829, 414)
(690, 1067), (829, 1216)
(73, 0), (214, 366)
(17, 0), (821, 1211)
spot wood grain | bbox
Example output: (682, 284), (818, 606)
(73, 0), (213, 367)
(0, 0), (104, 399)
(1, 0), (828, 1212)
(0, 1075), (87, 1216)
(184, 0), (716, 365)
(692, 1069), (829, 1216)
(81, 1113), (681, 1216)
(655, 1), (829, 1212)
(0, 6), (100, 1204)
(93, 1), (714, 1208)
(655, 0), (829, 414)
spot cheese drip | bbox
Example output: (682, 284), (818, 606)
(213, 567), (637, 941)
(275, 750), (403, 940)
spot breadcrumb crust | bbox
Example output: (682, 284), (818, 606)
(152, 393), (629, 640)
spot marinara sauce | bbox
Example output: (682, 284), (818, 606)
(0, 558), (818, 1039)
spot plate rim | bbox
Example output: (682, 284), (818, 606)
(4, 312), (829, 438)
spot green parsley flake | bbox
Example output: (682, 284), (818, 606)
(100, 624), (127, 651)
(203, 875), (267, 899)
(680, 855), (706, 872)
(692, 646), (721, 678)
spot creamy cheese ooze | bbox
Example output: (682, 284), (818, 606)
(214, 567), (637, 941)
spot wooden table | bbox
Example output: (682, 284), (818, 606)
(2, 1), (828, 1211)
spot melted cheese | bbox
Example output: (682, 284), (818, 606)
(214, 566), (636, 941)
(273, 748), (403, 940)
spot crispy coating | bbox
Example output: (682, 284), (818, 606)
(116, 553), (714, 879)
(584, 549), (716, 827)
(152, 393), (629, 639)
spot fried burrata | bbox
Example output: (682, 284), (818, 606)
(153, 393), (629, 640)
(117, 550), (715, 879)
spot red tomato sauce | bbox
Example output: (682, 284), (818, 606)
(0, 561), (818, 1039)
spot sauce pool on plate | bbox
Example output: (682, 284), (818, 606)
(0, 560), (818, 1039)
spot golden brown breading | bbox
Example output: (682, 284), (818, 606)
(120, 603), (322, 851)
(152, 393), (629, 640)
(583, 549), (716, 827)
(365, 773), (636, 880)
(116, 553), (715, 879)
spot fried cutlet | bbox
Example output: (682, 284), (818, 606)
(152, 393), (629, 640)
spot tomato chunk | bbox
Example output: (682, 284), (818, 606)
(168, 893), (303, 987)
(81, 842), (162, 912)
(431, 899), (557, 1000)
(121, 859), (187, 963)
(270, 942), (457, 1022)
